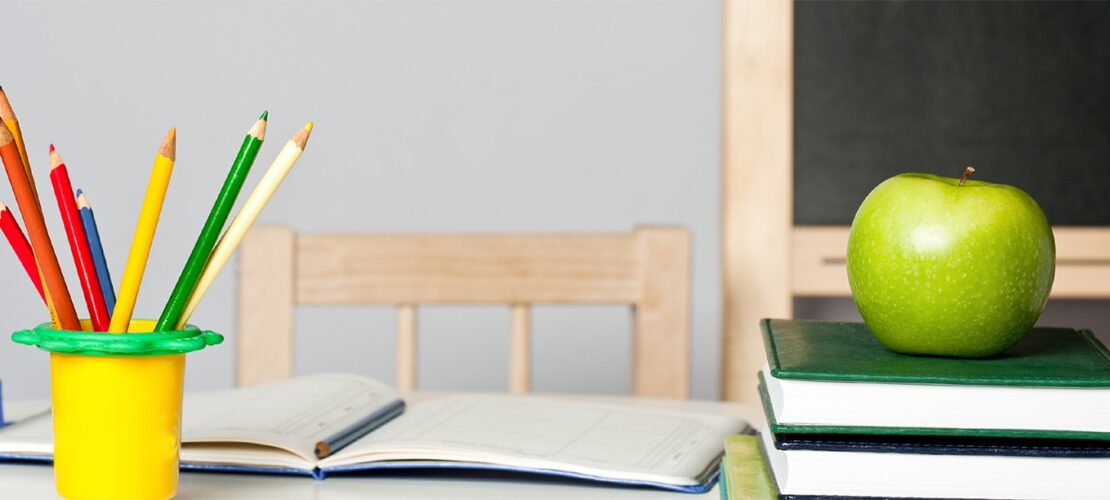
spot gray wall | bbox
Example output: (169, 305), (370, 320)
(0, 0), (723, 399)
(1, 1), (1106, 401)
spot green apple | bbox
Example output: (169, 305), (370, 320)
(847, 168), (1055, 357)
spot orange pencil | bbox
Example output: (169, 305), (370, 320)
(0, 85), (55, 319)
(0, 201), (46, 302)
(50, 145), (110, 331)
(0, 86), (38, 203)
(0, 122), (80, 329)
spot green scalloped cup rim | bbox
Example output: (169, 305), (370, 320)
(11, 319), (223, 357)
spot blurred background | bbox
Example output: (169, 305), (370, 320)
(0, 1), (1107, 400)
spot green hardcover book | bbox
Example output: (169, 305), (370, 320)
(760, 318), (1110, 440)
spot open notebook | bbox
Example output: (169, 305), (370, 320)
(0, 374), (746, 493)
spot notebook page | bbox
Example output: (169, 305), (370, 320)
(323, 395), (747, 485)
(0, 410), (52, 455)
(182, 373), (399, 462)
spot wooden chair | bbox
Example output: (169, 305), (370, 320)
(236, 225), (692, 398)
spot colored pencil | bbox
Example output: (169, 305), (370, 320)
(77, 189), (117, 315)
(0, 86), (39, 203)
(0, 122), (80, 329)
(50, 146), (110, 331)
(177, 122), (313, 328)
(0, 201), (46, 303)
(0, 85), (53, 316)
(109, 128), (176, 333)
(155, 112), (267, 331)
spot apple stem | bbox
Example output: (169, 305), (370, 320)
(959, 166), (976, 186)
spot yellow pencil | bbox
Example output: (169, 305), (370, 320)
(109, 127), (176, 333)
(177, 122), (312, 328)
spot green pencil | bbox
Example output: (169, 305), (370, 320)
(155, 111), (267, 331)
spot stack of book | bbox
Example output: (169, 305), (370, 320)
(744, 318), (1110, 499)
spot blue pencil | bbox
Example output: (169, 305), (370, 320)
(76, 189), (116, 315)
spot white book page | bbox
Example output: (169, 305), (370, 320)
(180, 442), (316, 471)
(182, 373), (399, 463)
(322, 395), (748, 486)
(0, 410), (53, 455)
(762, 366), (1110, 432)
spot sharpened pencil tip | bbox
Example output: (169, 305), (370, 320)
(160, 127), (176, 160)
(291, 122), (313, 149)
(0, 121), (13, 146)
(76, 188), (84, 197)
(49, 146), (64, 170)
(260, 111), (268, 121)
(249, 115), (267, 141)
(0, 91), (15, 122)
(76, 190), (91, 209)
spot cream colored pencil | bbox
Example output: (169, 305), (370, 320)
(176, 122), (312, 328)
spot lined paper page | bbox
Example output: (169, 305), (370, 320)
(0, 410), (52, 455)
(323, 395), (747, 485)
(183, 374), (399, 461)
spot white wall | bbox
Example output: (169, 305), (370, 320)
(0, 0), (723, 399)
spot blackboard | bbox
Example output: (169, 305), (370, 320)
(794, 1), (1110, 226)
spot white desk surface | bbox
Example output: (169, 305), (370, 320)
(0, 392), (763, 499)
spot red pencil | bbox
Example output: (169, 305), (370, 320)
(50, 145), (109, 331)
(0, 201), (46, 303)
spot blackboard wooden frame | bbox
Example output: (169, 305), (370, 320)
(721, 1), (1110, 404)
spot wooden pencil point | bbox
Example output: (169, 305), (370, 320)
(0, 121), (13, 146)
(76, 190), (91, 210)
(260, 110), (268, 121)
(160, 127), (177, 160)
(49, 146), (64, 170)
(292, 123), (312, 149)
(249, 117), (267, 141)
(0, 91), (14, 122)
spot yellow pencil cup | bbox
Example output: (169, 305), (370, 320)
(12, 319), (223, 500)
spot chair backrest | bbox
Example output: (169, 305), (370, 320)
(236, 225), (692, 398)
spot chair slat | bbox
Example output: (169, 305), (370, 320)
(295, 234), (641, 304)
(509, 304), (531, 394)
(396, 304), (418, 392)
